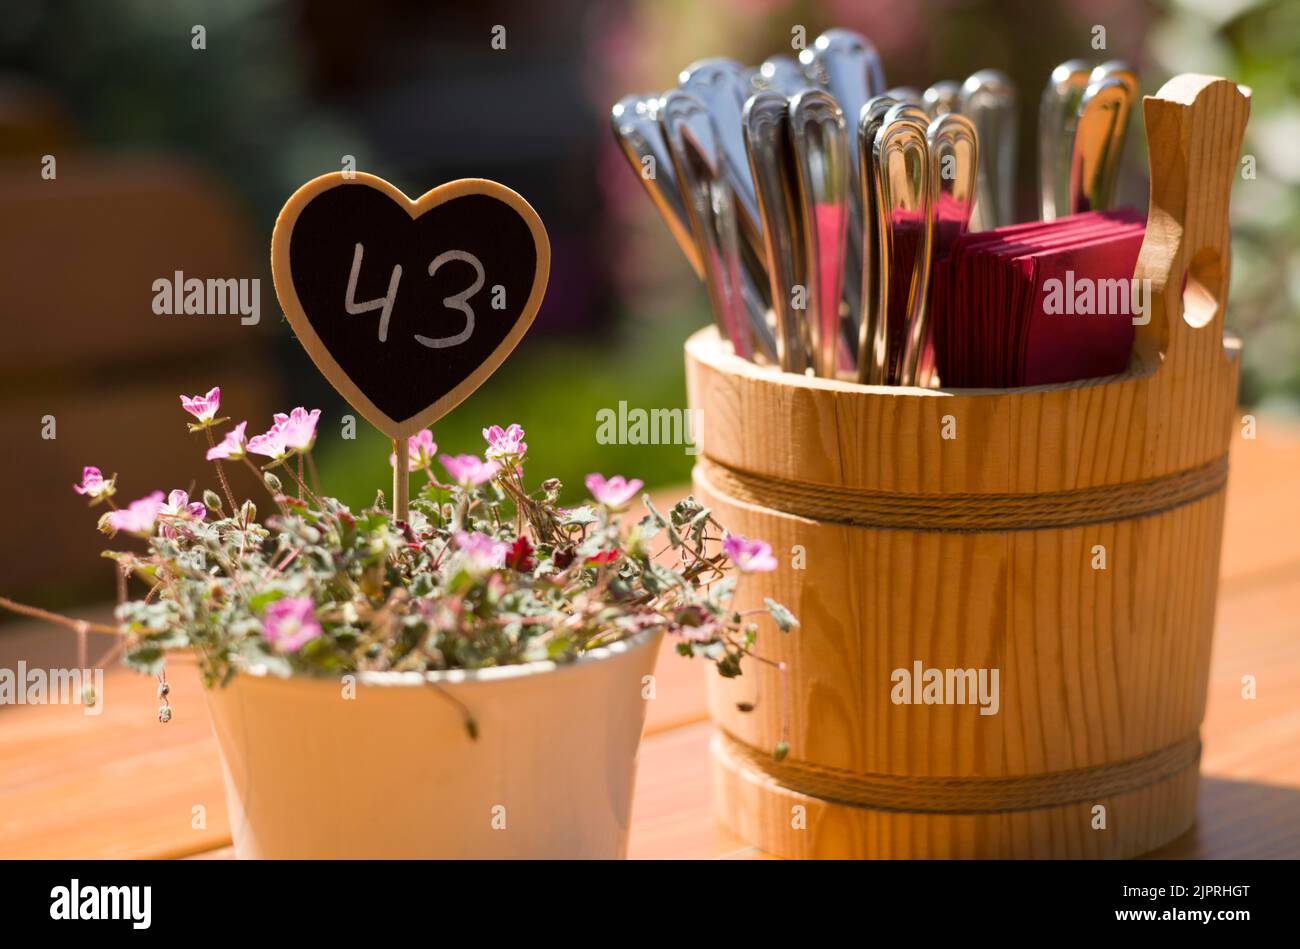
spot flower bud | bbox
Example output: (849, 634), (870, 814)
(203, 490), (223, 513)
(157, 682), (170, 699)
(264, 472), (283, 493)
(239, 500), (257, 522)
(158, 705), (172, 724)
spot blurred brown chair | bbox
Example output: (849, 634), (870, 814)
(0, 84), (282, 604)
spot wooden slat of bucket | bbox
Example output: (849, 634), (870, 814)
(688, 75), (1251, 859)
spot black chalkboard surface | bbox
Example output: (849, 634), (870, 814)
(271, 173), (550, 439)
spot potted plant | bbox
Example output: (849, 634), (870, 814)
(4, 387), (796, 858)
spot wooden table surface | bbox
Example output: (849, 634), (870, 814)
(2, 421), (1298, 860)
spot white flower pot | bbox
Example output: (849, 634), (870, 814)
(203, 628), (663, 858)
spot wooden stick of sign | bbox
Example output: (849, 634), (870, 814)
(393, 438), (410, 522)
(270, 173), (550, 522)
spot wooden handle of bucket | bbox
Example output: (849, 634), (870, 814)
(1133, 75), (1250, 374)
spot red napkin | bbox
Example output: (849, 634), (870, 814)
(931, 210), (1145, 387)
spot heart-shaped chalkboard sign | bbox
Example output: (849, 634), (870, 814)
(271, 173), (550, 439)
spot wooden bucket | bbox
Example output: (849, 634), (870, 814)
(686, 75), (1248, 859)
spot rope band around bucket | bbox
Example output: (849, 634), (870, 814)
(716, 730), (1202, 814)
(697, 455), (1229, 533)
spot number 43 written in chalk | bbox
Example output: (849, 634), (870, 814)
(344, 242), (507, 348)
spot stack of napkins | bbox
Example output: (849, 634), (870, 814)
(929, 210), (1146, 387)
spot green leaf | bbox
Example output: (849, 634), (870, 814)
(688, 507), (712, 546)
(640, 561), (683, 595)
(670, 496), (703, 526)
(708, 576), (736, 606)
(764, 598), (799, 633)
(561, 506), (599, 527)
(643, 496), (669, 529)
(716, 652), (743, 678)
(124, 646), (165, 676)
(634, 498), (683, 548)
(247, 589), (285, 613)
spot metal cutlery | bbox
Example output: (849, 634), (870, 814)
(856, 95), (898, 383)
(1080, 61), (1137, 211)
(961, 69), (1017, 230)
(788, 89), (852, 379)
(744, 91), (810, 373)
(609, 30), (1041, 388)
(755, 55), (813, 96)
(610, 94), (704, 279)
(678, 59), (764, 252)
(659, 90), (760, 361)
(913, 112), (978, 386)
(800, 28), (888, 368)
(885, 86), (926, 109)
(1068, 77), (1130, 215)
(612, 91), (775, 359)
(873, 106), (934, 386)
(801, 28), (886, 99)
(1037, 59), (1092, 221)
(923, 80), (963, 117)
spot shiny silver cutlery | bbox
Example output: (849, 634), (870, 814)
(744, 92), (810, 373)
(613, 92), (775, 361)
(1082, 61), (1137, 210)
(923, 80), (963, 117)
(884, 86), (926, 109)
(610, 94), (703, 279)
(912, 112), (978, 387)
(678, 58), (780, 344)
(1037, 59), (1091, 221)
(800, 29), (887, 366)
(755, 55), (813, 96)
(678, 59), (763, 250)
(800, 28), (886, 97)
(961, 69), (1017, 230)
(873, 106), (933, 386)
(788, 89), (852, 379)
(856, 95), (898, 383)
(659, 90), (756, 360)
(887, 101), (932, 127)
(1068, 75), (1133, 215)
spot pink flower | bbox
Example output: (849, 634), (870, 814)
(585, 473), (643, 509)
(106, 491), (166, 536)
(260, 597), (323, 653)
(453, 530), (508, 571)
(159, 489), (206, 539)
(272, 407), (321, 451)
(206, 421), (247, 460)
(180, 387), (221, 423)
(73, 466), (114, 501)
(723, 535), (778, 573)
(440, 453), (499, 487)
(390, 428), (437, 471)
(483, 423), (527, 462)
(247, 424), (288, 460)
(161, 489), (206, 522)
